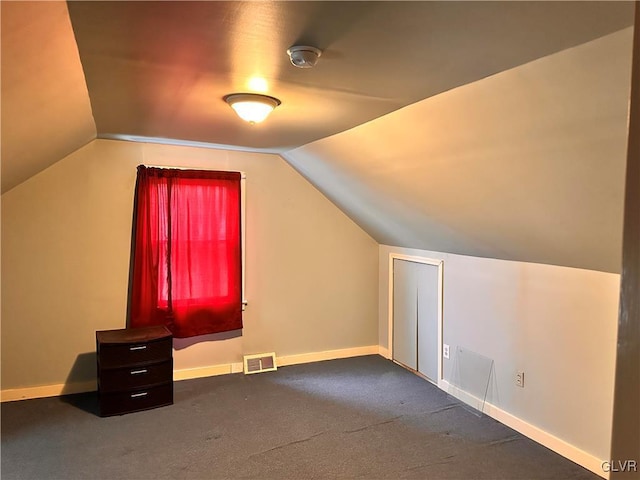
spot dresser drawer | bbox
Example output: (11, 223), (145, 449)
(98, 337), (172, 369)
(99, 382), (173, 417)
(96, 326), (173, 417)
(98, 360), (173, 393)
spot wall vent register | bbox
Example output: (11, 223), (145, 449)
(244, 352), (277, 374)
(96, 325), (173, 416)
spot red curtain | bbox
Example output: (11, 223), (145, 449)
(129, 166), (242, 338)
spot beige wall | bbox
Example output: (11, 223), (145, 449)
(379, 245), (619, 464)
(1, 139), (379, 390)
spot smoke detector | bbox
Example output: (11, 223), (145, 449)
(286, 45), (322, 68)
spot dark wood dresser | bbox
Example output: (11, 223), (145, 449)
(96, 325), (173, 417)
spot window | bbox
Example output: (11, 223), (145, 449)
(129, 166), (243, 338)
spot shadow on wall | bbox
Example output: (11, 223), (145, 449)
(62, 351), (97, 391)
(60, 352), (99, 416)
(173, 329), (242, 350)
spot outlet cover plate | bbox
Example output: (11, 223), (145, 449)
(516, 370), (525, 388)
(443, 344), (450, 359)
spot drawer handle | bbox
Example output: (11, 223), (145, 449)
(129, 345), (147, 351)
(130, 369), (148, 375)
(130, 392), (148, 398)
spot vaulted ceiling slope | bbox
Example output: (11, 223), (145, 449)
(1, 2), (635, 273)
(284, 27), (634, 274)
(1, 1), (634, 194)
(66, 1), (634, 152)
(1, 1), (96, 193)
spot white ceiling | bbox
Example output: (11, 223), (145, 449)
(71, 0), (634, 150)
(2, 1), (634, 191)
(1, 1), (636, 272)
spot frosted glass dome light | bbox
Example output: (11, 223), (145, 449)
(224, 93), (281, 124)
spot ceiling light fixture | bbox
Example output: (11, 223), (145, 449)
(224, 93), (281, 124)
(287, 45), (322, 68)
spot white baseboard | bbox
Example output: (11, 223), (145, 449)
(440, 380), (608, 479)
(277, 345), (379, 367)
(1, 345), (381, 402)
(174, 345), (380, 382)
(1, 380), (97, 403)
(172, 362), (244, 381)
(378, 346), (391, 359)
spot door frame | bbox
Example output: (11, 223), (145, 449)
(388, 254), (444, 387)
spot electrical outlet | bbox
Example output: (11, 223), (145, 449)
(443, 344), (450, 359)
(516, 370), (525, 388)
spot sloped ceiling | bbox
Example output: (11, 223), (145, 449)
(1, 1), (636, 272)
(1, 1), (96, 193)
(284, 28), (634, 273)
(65, 1), (634, 152)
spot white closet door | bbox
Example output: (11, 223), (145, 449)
(393, 259), (440, 383)
(417, 263), (440, 383)
(393, 259), (417, 370)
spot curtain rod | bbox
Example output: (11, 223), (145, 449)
(142, 165), (246, 179)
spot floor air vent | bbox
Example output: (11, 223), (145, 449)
(243, 352), (277, 374)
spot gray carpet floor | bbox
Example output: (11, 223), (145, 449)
(2, 355), (599, 479)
